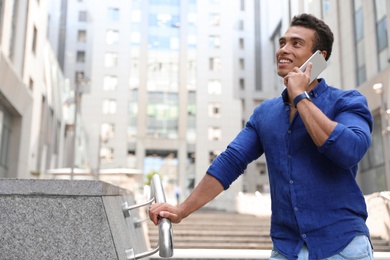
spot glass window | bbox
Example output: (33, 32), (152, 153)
(101, 123), (115, 141)
(239, 58), (245, 69)
(100, 147), (114, 162)
(106, 30), (119, 44)
(353, 0), (366, 85)
(208, 80), (221, 95)
(77, 30), (86, 42)
(208, 103), (221, 118)
(321, 0), (330, 18)
(76, 51), (85, 63)
(239, 38), (244, 49)
(105, 52), (118, 67)
(32, 26), (37, 54)
(375, 0), (388, 71)
(102, 99), (117, 114)
(188, 13), (197, 26)
(128, 97), (138, 141)
(209, 35), (220, 48)
(378, 48), (389, 70)
(239, 78), (245, 90)
(375, 0), (386, 21)
(239, 20), (244, 30)
(132, 10), (141, 23)
(79, 11), (87, 22)
(208, 127), (221, 141)
(131, 32), (141, 46)
(209, 13), (220, 26)
(209, 57), (221, 71)
(376, 18), (388, 52)
(188, 35), (197, 48)
(103, 76), (118, 91)
(354, 8), (364, 41)
(209, 150), (220, 163)
(0, 106), (11, 177)
(146, 92), (178, 139)
(240, 0), (245, 11)
(107, 7), (120, 21)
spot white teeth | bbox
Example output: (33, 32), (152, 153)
(279, 59), (291, 64)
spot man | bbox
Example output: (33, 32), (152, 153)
(149, 13), (374, 259)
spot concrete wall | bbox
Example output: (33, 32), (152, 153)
(0, 179), (149, 260)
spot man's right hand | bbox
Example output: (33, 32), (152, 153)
(149, 203), (184, 225)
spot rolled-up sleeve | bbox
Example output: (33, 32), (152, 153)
(318, 91), (373, 169)
(207, 113), (264, 189)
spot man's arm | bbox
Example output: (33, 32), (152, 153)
(285, 63), (337, 146)
(149, 173), (224, 225)
(295, 99), (337, 146)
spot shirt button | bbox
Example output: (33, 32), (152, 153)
(302, 234), (306, 238)
(288, 155), (292, 159)
(294, 207), (298, 211)
(287, 130), (291, 134)
(289, 180), (293, 184)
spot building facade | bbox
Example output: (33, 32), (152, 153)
(55, 0), (248, 205)
(50, 0), (390, 207)
(0, 0), (70, 179)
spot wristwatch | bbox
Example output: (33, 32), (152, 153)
(293, 91), (311, 108)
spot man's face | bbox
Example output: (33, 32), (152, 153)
(276, 26), (316, 77)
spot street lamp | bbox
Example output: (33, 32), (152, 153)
(373, 83), (390, 191)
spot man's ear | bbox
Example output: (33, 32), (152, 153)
(321, 50), (327, 59)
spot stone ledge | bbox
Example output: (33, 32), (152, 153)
(0, 179), (131, 196)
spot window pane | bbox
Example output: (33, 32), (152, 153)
(79, 11), (87, 22)
(376, 17), (388, 52)
(209, 13), (220, 26)
(375, 0), (387, 21)
(107, 7), (120, 21)
(379, 48), (389, 70)
(106, 30), (119, 44)
(209, 35), (220, 48)
(102, 99), (117, 114)
(76, 51), (85, 63)
(208, 80), (221, 95)
(103, 76), (118, 91)
(209, 57), (221, 71)
(208, 127), (221, 141)
(354, 8), (364, 41)
(356, 40), (365, 67)
(101, 123), (115, 140)
(105, 53), (118, 67)
(78, 30), (86, 42)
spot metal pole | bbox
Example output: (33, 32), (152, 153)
(70, 80), (80, 180)
(96, 135), (101, 180)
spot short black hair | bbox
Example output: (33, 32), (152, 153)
(290, 13), (334, 61)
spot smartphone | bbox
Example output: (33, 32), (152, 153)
(300, 50), (327, 84)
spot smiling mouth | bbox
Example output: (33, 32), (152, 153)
(278, 58), (292, 65)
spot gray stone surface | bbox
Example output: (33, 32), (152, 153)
(0, 179), (130, 196)
(0, 179), (149, 260)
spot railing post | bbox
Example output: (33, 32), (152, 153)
(122, 174), (173, 259)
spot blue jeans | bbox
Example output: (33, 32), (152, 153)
(270, 235), (374, 259)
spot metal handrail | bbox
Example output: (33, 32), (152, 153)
(122, 174), (174, 259)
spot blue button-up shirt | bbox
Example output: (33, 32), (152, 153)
(207, 79), (373, 259)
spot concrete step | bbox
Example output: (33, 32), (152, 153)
(146, 209), (390, 252)
(148, 249), (390, 260)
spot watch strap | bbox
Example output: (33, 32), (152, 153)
(293, 91), (311, 108)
